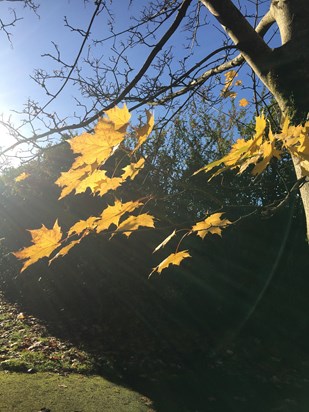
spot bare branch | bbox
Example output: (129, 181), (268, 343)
(29, 1), (103, 121)
(200, 0), (272, 76)
(0, 0), (278, 161)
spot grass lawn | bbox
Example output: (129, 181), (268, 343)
(1, 292), (309, 411)
(0, 294), (153, 411)
(0, 371), (152, 412)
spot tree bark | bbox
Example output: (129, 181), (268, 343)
(262, 0), (309, 241)
(200, 0), (309, 239)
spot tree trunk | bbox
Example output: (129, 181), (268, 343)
(269, 0), (309, 240)
(201, 0), (309, 239)
(268, 0), (309, 123)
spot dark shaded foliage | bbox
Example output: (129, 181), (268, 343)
(0, 130), (308, 410)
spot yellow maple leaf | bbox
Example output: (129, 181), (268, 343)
(133, 110), (154, 153)
(192, 213), (231, 239)
(105, 104), (131, 131)
(15, 172), (30, 182)
(69, 118), (126, 168)
(115, 213), (155, 237)
(221, 70), (238, 98)
(193, 157), (226, 176)
(122, 157), (146, 180)
(299, 122), (309, 152)
(254, 114), (267, 144)
(55, 106), (153, 202)
(95, 176), (123, 197)
(223, 138), (253, 167)
(153, 230), (176, 253)
(56, 164), (92, 199)
(280, 120), (309, 160)
(239, 98), (249, 107)
(68, 216), (98, 237)
(149, 250), (191, 277)
(49, 239), (81, 264)
(96, 199), (142, 233)
(194, 114), (269, 178)
(251, 130), (281, 175)
(74, 169), (108, 194)
(13, 220), (62, 272)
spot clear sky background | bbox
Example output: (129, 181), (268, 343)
(0, 0), (276, 160)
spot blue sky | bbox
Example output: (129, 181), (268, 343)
(0, 2), (94, 111)
(0, 0), (276, 159)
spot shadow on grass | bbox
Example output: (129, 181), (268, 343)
(3, 286), (308, 412)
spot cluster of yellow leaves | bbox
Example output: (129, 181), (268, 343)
(55, 105), (153, 199)
(277, 117), (309, 176)
(14, 101), (308, 277)
(18, 105), (307, 279)
(221, 70), (243, 99)
(13, 104), (235, 276)
(221, 71), (249, 107)
(14, 106), (156, 272)
(149, 212), (231, 276)
(149, 116), (309, 277)
(194, 114), (282, 178)
(194, 114), (309, 181)
(14, 198), (157, 273)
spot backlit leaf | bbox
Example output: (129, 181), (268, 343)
(69, 120), (124, 168)
(133, 110), (154, 152)
(115, 213), (155, 237)
(13, 220), (62, 272)
(56, 164), (92, 199)
(95, 176), (123, 197)
(153, 230), (176, 253)
(194, 114), (272, 178)
(68, 216), (98, 237)
(221, 70), (238, 98)
(192, 213), (231, 239)
(105, 104), (131, 131)
(49, 239), (81, 264)
(251, 130), (281, 175)
(96, 199), (142, 233)
(279, 119), (309, 161)
(149, 250), (191, 277)
(74, 169), (108, 194)
(122, 157), (145, 180)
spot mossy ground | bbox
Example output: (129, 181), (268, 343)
(0, 294), (153, 411)
(0, 293), (95, 374)
(0, 371), (152, 412)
